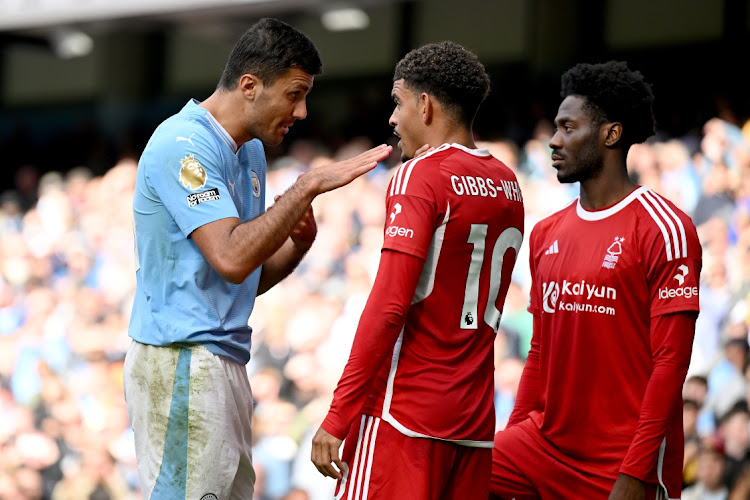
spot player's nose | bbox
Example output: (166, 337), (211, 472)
(293, 100), (308, 120)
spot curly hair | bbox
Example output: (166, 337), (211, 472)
(394, 41), (490, 125)
(561, 61), (655, 147)
(218, 18), (322, 90)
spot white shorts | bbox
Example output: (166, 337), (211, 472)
(124, 340), (255, 500)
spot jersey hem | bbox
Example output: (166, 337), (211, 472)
(381, 413), (493, 448)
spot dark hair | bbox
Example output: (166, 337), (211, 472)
(218, 18), (322, 90)
(393, 41), (490, 125)
(685, 374), (709, 387)
(683, 399), (700, 411)
(717, 399), (750, 428)
(560, 60), (655, 148)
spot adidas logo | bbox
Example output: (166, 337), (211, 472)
(544, 240), (559, 255)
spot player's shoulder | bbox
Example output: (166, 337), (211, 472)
(146, 104), (220, 161)
(630, 186), (701, 262)
(151, 101), (214, 142)
(389, 143), (506, 193)
(630, 186), (698, 235)
(631, 185), (688, 216)
(387, 145), (447, 197)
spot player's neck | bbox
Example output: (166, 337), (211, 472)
(579, 163), (637, 211)
(200, 91), (251, 146)
(427, 125), (475, 150)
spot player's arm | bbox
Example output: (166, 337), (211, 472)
(618, 311), (697, 482)
(506, 313), (543, 427)
(311, 248), (424, 479)
(256, 198), (316, 295)
(191, 145), (390, 284)
(256, 145), (434, 293)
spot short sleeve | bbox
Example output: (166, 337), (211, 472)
(645, 210), (702, 317)
(142, 123), (239, 237)
(382, 160), (443, 260)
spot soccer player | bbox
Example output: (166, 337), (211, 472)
(123, 18), (391, 500)
(311, 41), (525, 499)
(490, 61), (702, 500)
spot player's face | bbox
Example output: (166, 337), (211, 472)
(549, 95), (605, 184)
(389, 79), (422, 162)
(248, 68), (314, 146)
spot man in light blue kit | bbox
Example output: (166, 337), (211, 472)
(123, 18), (392, 500)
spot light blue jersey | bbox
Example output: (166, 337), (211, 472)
(129, 99), (266, 365)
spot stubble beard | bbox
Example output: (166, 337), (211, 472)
(557, 132), (603, 184)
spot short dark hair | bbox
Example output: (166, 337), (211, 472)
(717, 399), (750, 427)
(685, 374), (708, 387)
(560, 60), (655, 148)
(218, 18), (322, 90)
(393, 41), (490, 125)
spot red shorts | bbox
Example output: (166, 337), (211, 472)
(336, 414), (491, 500)
(491, 418), (666, 500)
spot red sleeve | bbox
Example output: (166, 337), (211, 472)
(320, 249), (424, 439)
(506, 313), (543, 427)
(619, 311), (697, 480)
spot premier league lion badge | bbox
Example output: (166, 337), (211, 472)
(179, 154), (208, 190)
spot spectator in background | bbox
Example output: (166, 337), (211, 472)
(717, 401), (750, 490)
(682, 398), (702, 488)
(682, 435), (729, 500)
(706, 337), (749, 427)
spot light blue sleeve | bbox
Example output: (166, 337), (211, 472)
(142, 121), (239, 237)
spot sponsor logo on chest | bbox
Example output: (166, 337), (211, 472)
(542, 279), (617, 316)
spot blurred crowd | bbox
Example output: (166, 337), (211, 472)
(1, 115), (749, 500)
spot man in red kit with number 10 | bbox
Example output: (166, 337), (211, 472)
(490, 61), (702, 500)
(311, 41), (525, 499)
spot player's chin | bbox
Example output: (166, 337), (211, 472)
(261, 133), (285, 147)
(556, 170), (580, 184)
(399, 146), (415, 163)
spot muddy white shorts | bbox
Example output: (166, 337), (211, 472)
(124, 341), (255, 500)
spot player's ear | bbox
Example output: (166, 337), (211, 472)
(603, 122), (622, 148)
(421, 93), (433, 125)
(239, 74), (261, 100)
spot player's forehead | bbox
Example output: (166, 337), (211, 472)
(272, 67), (314, 92)
(391, 79), (411, 100)
(554, 95), (589, 124)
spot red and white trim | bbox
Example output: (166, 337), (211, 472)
(336, 415), (381, 500)
(575, 186), (688, 262)
(389, 143), (453, 196)
(638, 189), (688, 261)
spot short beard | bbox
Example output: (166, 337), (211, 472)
(557, 131), (603, 184)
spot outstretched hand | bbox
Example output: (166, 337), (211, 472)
(311, 426), (345, 480)
(306, 144), (392, 195)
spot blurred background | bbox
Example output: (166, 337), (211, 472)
(1, 0), (749, 499)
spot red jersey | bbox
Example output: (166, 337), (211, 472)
(323, 143), (525, 446)
(512, 185), (701, 494)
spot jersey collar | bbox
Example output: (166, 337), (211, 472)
(576, 185), (649, 221)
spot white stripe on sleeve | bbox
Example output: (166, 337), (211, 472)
(637, 194), (674, 261)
